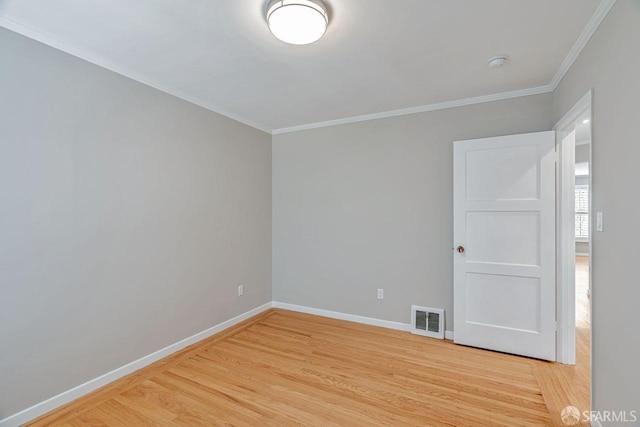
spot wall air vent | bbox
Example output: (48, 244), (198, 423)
(411, 305), (445, 339)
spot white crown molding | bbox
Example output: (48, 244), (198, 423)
(272, 85), (552, 134)
(0, 302), (274, 427)
(549, 0), (617, 90)
(0, 16), (272, 134)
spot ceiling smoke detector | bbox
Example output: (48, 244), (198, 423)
(488, 55), (509, 69)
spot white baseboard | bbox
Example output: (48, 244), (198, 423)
(272, 301), (410, 331)
(272, 301), (454, 340)
(0, 302), (274, 427)
(1, 301), (457, 427)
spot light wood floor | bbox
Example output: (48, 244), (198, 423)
(575, 256), (591, 410)
(28, 265), (591, 426)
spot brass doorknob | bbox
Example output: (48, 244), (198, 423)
(457, 246), (465, 254)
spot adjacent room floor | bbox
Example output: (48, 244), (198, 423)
(29, 304), (591, 426)
(575, 255), (592, 410)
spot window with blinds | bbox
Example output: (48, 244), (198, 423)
(575, 185), (589, 239)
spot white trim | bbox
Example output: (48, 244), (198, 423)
(553, 89), (592, 352)
(555, 94), (593, 419)
(576, 252), (590, 257)
(0, 16), (272, 134)
(556, 129), (577, 365)
(554, 91), (593, 131)
(0, 302), (274, 427)
(272, 302), (410, 331)
(272, 301), (454, 339)
(272, 86), (552, 134)
(554, 90), (592, 362)
(549, 0), (617, 90)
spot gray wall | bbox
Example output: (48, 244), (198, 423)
(273, 94), (553, 329)
(0, 28), (272, 418)
(576, 241), (589, 256)
(553, 0), (640, 422)
(576, 143), (591, 165)
(576, 176), (590, 186)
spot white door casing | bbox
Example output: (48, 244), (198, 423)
(453, 131), (556, 361)
(557, 130), (576, 364)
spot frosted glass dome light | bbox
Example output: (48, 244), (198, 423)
(267, 0), (329, 45)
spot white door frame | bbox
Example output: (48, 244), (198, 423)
(553, 90), (592, 365)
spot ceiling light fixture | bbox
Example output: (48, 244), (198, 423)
(266, 0), (329, 45)
(488, 55), (509, 69)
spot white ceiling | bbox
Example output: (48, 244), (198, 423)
(0, 0), (605, 133)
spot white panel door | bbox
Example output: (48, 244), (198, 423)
(453, 131), (556, 361)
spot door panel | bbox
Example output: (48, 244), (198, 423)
(465, 145), (540, 201)
(453, 131), (556, 361)
(466, 211), (540, 266)
(465, 273), (540, 332)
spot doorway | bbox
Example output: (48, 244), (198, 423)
(554, 91), (592, 414)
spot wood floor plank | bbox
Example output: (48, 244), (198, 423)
(173, 356), (399, 426)
(77, 399), (160, 427)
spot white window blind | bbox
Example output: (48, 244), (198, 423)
(575, 185), (589, 239)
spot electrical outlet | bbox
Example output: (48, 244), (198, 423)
(238, 285), (244, 296)
(377, 288), (384, 300)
